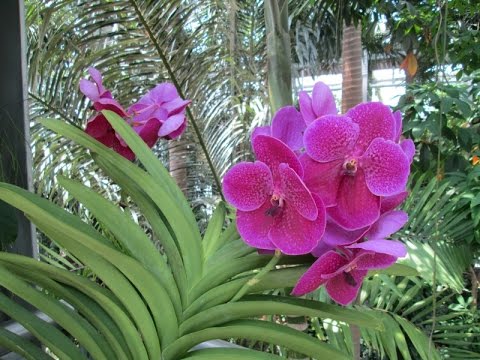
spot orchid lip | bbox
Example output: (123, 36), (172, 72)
(265, 194), (284, 217)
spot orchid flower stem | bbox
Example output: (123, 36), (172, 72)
(230, 250), (282, 302)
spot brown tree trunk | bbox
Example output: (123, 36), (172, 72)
(341, 22), (363, 113)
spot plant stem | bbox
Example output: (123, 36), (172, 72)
(230, 249), (282, 302)
(128, 0), (225, 201)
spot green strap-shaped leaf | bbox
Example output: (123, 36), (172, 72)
(101, 110), (203, 278)
(164, 319), (349, 360)
(181, 348), (283, 359)
(183, 267), (308, 319)
(394, 314), (442, 360)
(0, 184), (158, 359)
(94, 154), (187, 308)
(40, 118), (203, 289)
(58, 176), (182, 317)
(0, 327), (53, 360)
(202, 202), (226, 259)
(29, 213), (177, 352)
(0, 266), (109, 359)
(9, 265), (129, 360)
(191, 254), (313, 302)
(180, 296), (382, 335)
(0, 291), (84, 360)
(0, 253), (144, 359)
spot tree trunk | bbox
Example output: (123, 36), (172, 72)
(264, 0), (292, 113)
(341, 22), (363, 113)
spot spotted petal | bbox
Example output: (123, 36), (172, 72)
(350, 250), (398, 270)
(325, 269), (368, 305)
(401, 139), (415, 164)
(223, 161), (273, 211)
(269, 194), (325, 255)
(304, 115), (359, 162)
(300, 155), (343, 207)
(328, 169), (380, 230)
(253, 135), (303, 184)
(347, 102), (396, 152)
(362, 138), (410, 196)
(236, 200), (276, 250)
(291, 251), (347, 296)
(280, 163), (317, 221)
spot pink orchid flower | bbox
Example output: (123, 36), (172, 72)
(128, 83), (190, 140)
(252, 106), (306, 152)
(298, 81), (338, 125)
(302, 102), (410, 230)
(223, 135), (326, 255)
(81, 67), (160, 160)
(292, 241), (407, 305)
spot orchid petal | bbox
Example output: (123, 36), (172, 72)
(362, 138), (410, 196)
(158, 114), (186, 137)
(291, 251), (347, 296)
(80, 79), (100, 101)
(325, 269), (368, 305)
(149, 83), (179, 103)
(393, 110), (402, 142)
(165, 120), (187, 140)
(323, 221), (368, 246)
(298, 91), (316, 125)
(223, 161), (273, 212)
(112, 139), (135, 161)
(164, 98), (191, 115)
(252, 126), (271, 142)
(304, 115), (359, 162)
(137, 119), (161, 148)
(270, 194), (325, 255)
(236, 201), (276, 250)
(271, 106), (306, 151)
(348, 240), (407, 258)
(85, 114), (110, 138)
(300, 155), (343, 207)
(253, 135), (303, 183)
(311, 241), (335, 258)
(353, 250), (398, 270)
(311, 81), (337, 118)
(366, 210), (408, 240)
(280, 163), (317, 221)
(347, 102), (396, 152)
(328, 169), (380, 230)
(381, 191), (408, 213)
(401, 139), (415, 164)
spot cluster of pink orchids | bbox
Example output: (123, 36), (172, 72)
(80, 67), (190, 160)
(223, 82), (415, 305)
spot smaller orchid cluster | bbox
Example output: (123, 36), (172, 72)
(80, 67), (190, 160)
(223, 82), (414, 305)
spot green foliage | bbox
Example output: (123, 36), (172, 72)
(0, 114), (386, 359)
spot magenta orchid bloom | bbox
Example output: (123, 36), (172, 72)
(302, 102), (410, 230)
(252, 106), (306, 152)
(129, 83), (190, 140)
(223, 135), (326, 255)
(81, 67), (161, 160)
(298, 81), (338, 125)
(292, 241), (407, 305)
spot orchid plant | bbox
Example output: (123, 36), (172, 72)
(224, 81), (413, 305)
(0, 72), (419, 359)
